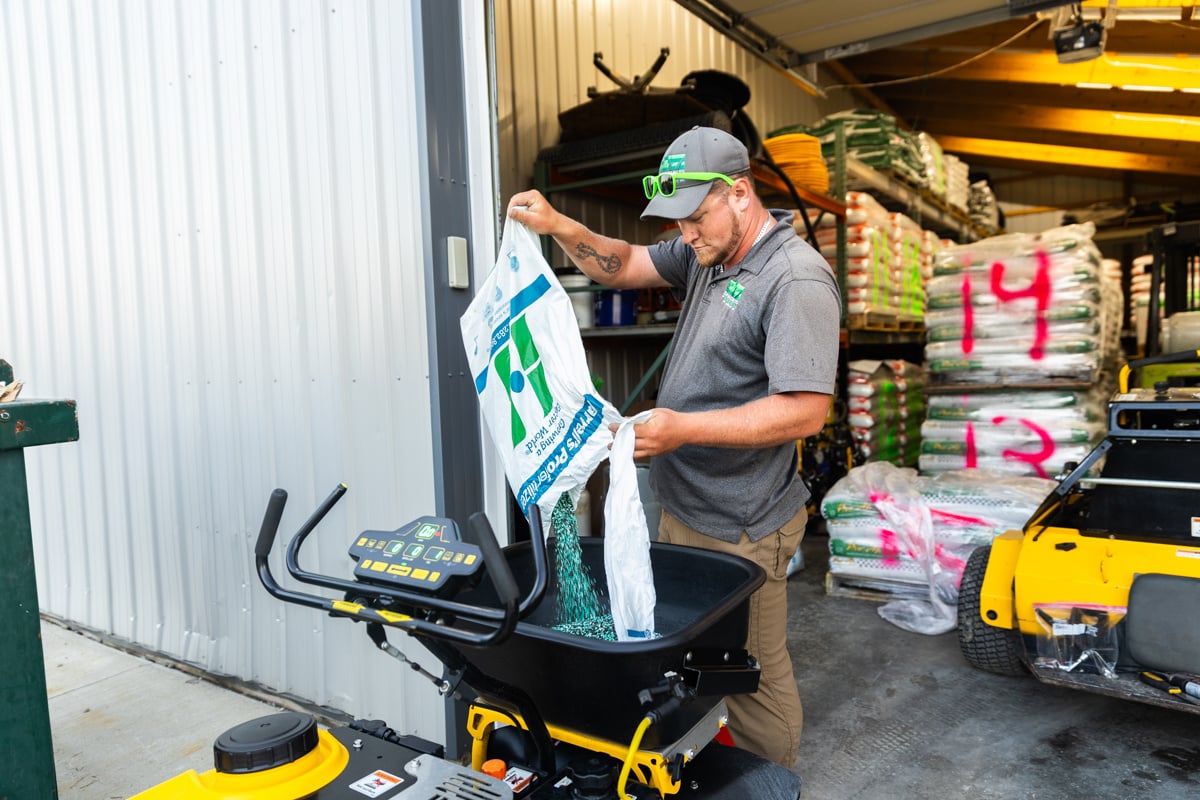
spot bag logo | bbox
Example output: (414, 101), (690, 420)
(495, 314), (554, 447)
(473, 274), (556, 447)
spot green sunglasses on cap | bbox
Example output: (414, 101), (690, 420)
(642, 171), (734, 199)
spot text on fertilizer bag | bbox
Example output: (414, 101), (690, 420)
(517, 395), (606, 512)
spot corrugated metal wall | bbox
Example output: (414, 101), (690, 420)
(491, 0), (857, 409)
(0, 0), (495, 742)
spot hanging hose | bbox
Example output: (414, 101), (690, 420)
(756, 147), (821, 249)
(616, 715), (654, 800)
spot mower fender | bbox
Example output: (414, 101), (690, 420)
(978, 530), (1023, 630)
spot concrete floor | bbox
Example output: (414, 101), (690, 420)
(45, 531), (1200, 799)
(789, 533), (1200, 800)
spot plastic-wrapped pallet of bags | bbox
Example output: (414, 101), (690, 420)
(821, 462), (1053, 634)
(460, 218), (655, 641)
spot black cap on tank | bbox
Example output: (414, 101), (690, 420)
(214, 712), (320, 774)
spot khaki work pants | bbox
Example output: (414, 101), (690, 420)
(657, 507), (806, 770)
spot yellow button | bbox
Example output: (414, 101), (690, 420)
(412, 568), (429, 580)
(361, 559), (373, 569)
(357, 537), (368, 546)
(371, 561), (388, 572)
(396, 566), (411, 577)
(429, 571), (441, 583)
(387, 564), (406, 575)
(464, 554), (477, 566)
(453, 553), (464, 563)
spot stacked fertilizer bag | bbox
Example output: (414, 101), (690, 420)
(921, 222), (1121, 479)
(944, 155), (971, 217)
(821, 461), (1055, 634)
(1129, 253), (1158, 352)
(814, 192), (894, 317)
(920, 390), (1106, 477)
(772, 110), (927, 188)
(813, 192), (933, 323)
(916, 132), (947, 202)
(847, 360), (925, 467)
(889, 212), (928, 321)
(967, 180), (1000, 232)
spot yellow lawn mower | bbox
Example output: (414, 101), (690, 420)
(957, 350), (1200, 712)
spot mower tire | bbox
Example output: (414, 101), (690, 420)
(957, 545), (1026, 676)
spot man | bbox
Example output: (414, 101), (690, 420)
(507, 126), (840, 769)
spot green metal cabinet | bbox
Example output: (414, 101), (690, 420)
(0, 359), (79, 800)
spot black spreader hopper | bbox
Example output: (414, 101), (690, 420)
(455, 537), (765, 748)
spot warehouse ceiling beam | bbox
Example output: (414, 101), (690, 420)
(882, 78), (1200, 117)
(887, 18), (1200, 53)
(935, 135), (1200, 177)
(844, 49), (1200, 91)
(896, 100), (1200, 145)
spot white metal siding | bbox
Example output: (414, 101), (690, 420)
(0, 0), (480, 742)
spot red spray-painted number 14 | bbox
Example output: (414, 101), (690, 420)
(960, 250), (1052, 359)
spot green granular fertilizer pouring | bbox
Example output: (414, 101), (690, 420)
(549, 492), (618, 641)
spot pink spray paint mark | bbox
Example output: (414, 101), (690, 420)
(964, 421), (978, 469)
(993, 415), (1056, 479)
(931, 508), (992, 527)
(989, 250), (1052, 360)
(960, 275), (975, 355)
(878, 528), (902, 563)
(933, 543), (967, 573)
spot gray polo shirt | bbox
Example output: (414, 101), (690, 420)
(646, 209), (841, 542)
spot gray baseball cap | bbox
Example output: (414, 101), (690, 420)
(641, 126), (750, 221)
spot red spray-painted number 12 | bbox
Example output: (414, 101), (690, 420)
(964, 416), (1057, 478)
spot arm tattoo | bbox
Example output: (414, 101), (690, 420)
(575, 242), (622, 275)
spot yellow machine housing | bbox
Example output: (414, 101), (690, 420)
(958, 363), (1200, 712)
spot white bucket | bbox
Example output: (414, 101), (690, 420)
(558, 273), (594, 329)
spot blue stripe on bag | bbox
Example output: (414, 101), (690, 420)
(517, 393), (605, 513)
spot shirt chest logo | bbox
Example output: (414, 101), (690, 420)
(722, 279), (745, 310)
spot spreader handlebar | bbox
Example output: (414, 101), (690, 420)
(254, 485), (528, 647)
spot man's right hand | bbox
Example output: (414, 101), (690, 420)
(507, 190), (560, 237)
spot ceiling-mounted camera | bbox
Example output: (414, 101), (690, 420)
(1049, 3), (1107, 64)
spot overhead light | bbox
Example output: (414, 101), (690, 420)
(1052, 19), (1107, 64)
(1122, 84), (1174, 92)
(1075, 82), (1113, 90)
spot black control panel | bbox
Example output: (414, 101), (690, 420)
(348, 516), (483, 595)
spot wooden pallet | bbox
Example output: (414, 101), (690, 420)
(846, 311), (924, 332)
(825, 571), (930, 603)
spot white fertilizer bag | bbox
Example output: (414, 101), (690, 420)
(460, 218), (655, 641)
(605, 411), (657, 640)
(460, 217), (621, 535)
